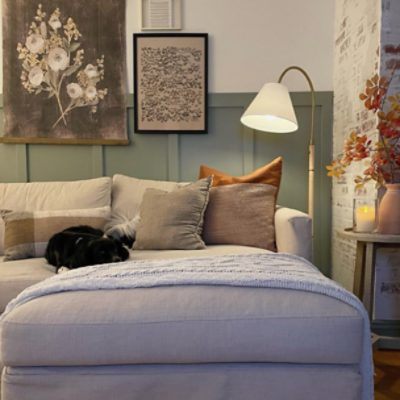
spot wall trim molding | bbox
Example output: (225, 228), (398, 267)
(0, 91), (333, 276)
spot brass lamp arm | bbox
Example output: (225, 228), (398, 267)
(278, 66), (316, 146)
(278, 66), (316, 224)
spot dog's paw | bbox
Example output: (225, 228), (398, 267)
(57, 266), (71, 274)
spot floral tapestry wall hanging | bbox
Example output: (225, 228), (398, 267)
(134, 33), (208, 133)
(1, 0), (128, 144)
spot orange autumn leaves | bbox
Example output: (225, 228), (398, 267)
(327, 73), (400, 188)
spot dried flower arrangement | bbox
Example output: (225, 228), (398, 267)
(327, 72), (400, 189)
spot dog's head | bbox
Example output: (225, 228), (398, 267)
(87, 238), (129, 265)
(105, 215), (141, 249)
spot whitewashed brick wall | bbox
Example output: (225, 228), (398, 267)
(332, 0), (380, 290)
(333, 0), (400, 319)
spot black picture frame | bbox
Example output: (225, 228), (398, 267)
(134, 33), (208, 134)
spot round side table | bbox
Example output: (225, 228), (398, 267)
(339, 229), (400, 319)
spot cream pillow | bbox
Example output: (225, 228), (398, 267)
(2, 206), (111, 261)
(111, 174), (188, 222)
(0, 177), (112, 256)
(133, 177), (212, 250)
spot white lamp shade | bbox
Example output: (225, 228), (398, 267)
(240, 83), (298, 133)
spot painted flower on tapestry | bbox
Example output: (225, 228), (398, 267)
(25, 34), (44, 54)
(48, 47), (69, 71)
(28, 66), (44, 87)
(40, 22), (47, 39)
(85, 86), (97, 100)
(16, 3), (108, 128)
(48, 15), (61, 31)
(84, 64), (99, 79)
(67, 83), (83, 99)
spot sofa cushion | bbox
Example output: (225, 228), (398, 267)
(1, 279), (363, 367)
(133, 178), (212, 250)
(274, 207), (312, 261)
(2, 207), (111, 261)
(203, 183), (276, 250)
(0, 257), (55, 313)
(0, 245), (267, 314)
(0, 177), (112, 256)
(130, 244), (269, 261)
(111, 175), (187, 223)
(0, 364), (363, 400)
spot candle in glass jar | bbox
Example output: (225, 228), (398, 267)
(355, 205), (376, 232)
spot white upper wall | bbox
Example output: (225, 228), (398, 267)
(0, 0), (335, 93)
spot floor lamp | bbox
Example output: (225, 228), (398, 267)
(240, 66), (316, 232)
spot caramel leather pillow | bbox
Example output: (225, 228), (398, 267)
(202, 183), (276, 250)
(199, 157), (282, 190)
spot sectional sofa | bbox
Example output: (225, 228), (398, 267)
(0, 176), (372, 400)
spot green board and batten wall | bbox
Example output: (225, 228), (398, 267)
(0, 92), (333, 274)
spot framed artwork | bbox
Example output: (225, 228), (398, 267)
(134, 33), (208, 133)
(1, 0), (128, 145)
(141, 0), (182, 30)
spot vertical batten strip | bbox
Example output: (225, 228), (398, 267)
(168, 134), (180, 181)
(92, 146), (104, 177)
(16, 144), (28, 182)
(242, 124), (255, 175)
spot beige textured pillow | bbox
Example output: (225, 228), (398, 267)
(2, 206), (111, 261)
(133, 177), (212, 250)
(111, 174), (188, 222)
(0, 177), (111, 256)
(202, 183), (277, 251)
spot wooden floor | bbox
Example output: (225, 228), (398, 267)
(374, 350), (400, 400)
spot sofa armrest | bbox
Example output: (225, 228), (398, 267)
(275, 207), (312, 261)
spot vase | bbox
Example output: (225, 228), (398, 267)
(377, 183), (400, 234)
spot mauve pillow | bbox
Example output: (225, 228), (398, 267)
(133, 177), (212, 250)
(202, 183), (277, 251)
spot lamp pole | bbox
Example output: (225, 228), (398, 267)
(278, 66), (316, 227)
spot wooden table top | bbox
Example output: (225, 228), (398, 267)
(339, 228), (400, 244)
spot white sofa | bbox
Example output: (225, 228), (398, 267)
(0, 176), (369, 400)
(0, 175), (312, 315)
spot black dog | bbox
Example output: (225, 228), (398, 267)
(45, 225), (129, 272)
